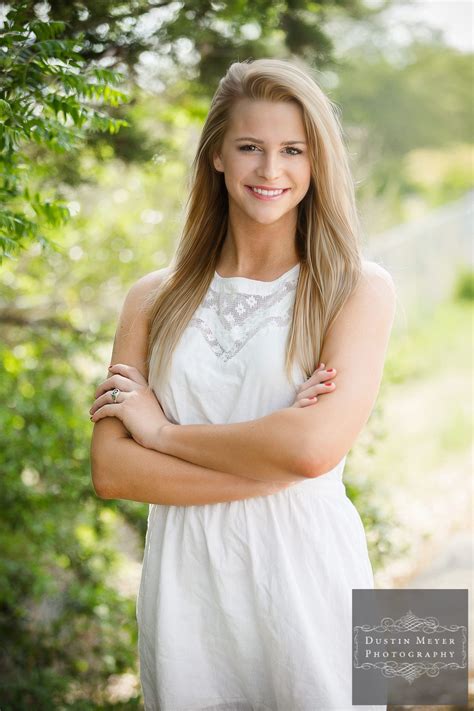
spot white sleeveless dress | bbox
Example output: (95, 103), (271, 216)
(137, 262), (386, 711)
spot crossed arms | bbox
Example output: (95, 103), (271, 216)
(90, 263), (396, 505)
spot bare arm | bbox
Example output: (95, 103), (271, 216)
(95, 434), (290, 505)
(157, 410), (310, 483)
(152, 261), (397, 482)
(297, 261), (397, 476)
(89, 269), (293, 504)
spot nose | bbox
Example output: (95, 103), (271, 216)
(256, 152), (283, 182)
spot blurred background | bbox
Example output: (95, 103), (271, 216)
(0, 0), (472, 707)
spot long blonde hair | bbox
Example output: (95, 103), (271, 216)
(146, 57), (363, 394)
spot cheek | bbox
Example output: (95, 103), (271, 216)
(231, 157), (254, 181)
(223, 173), (239, 198)
(223, 162), (250, 194)
(293, 167), (311, 195)
(295, 159), (311, 181)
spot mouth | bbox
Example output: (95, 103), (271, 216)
(245, 185), (291, 201)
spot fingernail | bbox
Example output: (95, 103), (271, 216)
(327, 368), (334, 372)
(325, 382), (333, 386)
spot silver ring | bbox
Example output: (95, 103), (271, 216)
(111, 388), (120, 403)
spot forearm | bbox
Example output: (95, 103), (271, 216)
(157, 407), (310, 484)
(92, 433), (292, 506)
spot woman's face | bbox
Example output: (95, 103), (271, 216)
(213, 98), (312, 226)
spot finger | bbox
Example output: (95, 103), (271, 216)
(90, 402), (122, 423)
(94, 373), (135, 399)
(296, 364), (325, 392)
(293, 396), (318, 408)
(295, 381), (336, 401)
(90, 389), (126, 416)
(301, 397), (319, 406)
(296, 362), (323, 385)
(297, 367), (337, 393)
(108, 363), (147, 385)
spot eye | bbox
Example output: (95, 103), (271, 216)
(285, 146), (303, 156)
(238, 144), (259, 152)
(238, 144), (302, 156)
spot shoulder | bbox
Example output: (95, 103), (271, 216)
(128, 266), (173, 297)
(326, 259), (396, 341)
(360, 259), (396, 299)
(123, 266), (173, 314)
(350, 259), (397, 321)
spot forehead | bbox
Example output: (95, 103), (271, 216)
(227, 98), (305, 138)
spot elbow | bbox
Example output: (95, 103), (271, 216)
(90, 451), (114, 499)
(294, 449), (321, 479)
(90, 425), (129, 499)
(287, 436), (324, 479)
(91, 464), (112, 499)
(92, 475), (113, 500)
(296, 443), (339, 479)
(297, 457), (321, 479)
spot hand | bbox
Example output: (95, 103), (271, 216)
(89, 363), (172, 450)
(291, 362), (337, 408)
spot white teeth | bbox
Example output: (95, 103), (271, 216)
(250, 187), (285, 196)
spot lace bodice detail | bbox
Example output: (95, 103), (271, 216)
(188, 263), (300, 362)
(152, 261), (305, 426)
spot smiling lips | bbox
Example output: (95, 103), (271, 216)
(245, 185), (290, 201)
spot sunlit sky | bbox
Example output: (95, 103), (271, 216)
(382, 0), (473, 52)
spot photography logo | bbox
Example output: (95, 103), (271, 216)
(352, 589), (468, 705)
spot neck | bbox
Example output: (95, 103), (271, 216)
(218, 204), (299, 274)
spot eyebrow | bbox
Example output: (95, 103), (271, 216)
(234, 136), (307, 145)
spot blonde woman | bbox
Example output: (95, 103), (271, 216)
(90, 58), (395, 710)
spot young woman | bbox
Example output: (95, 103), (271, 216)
(90, 58), (395, 710)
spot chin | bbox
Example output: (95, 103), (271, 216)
(250, 212), (289, 225)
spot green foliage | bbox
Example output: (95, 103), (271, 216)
(344, 395), (409, 570)
(401, 145), (473, 210)
(331, 40), (473, 229)
(16, 0), (381, 91)
(0, 2), (129, 263)
(344, 472), (409, 570)
(0, 322), (144, 708)
(384, 280), (473, 386)
(453, 265), (474, 301)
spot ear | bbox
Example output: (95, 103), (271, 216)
(213, 150), (224, 173)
